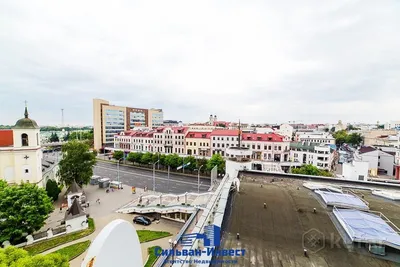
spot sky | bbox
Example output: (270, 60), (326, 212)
(1, 0), (400, 126)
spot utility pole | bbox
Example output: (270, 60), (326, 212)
(198, 165), (204, 193)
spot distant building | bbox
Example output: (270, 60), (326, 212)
(185, 131), (212, 157)
(355, 146), (395, 177)
(93, 98), (163, 150)
(342, 161), (369, 181)
(289, 142), (337, 170)
(295, 132), (335, 145)
(0, 106), (44, 187)
(384, 120), (400, 130)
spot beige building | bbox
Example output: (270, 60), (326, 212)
(93, 99), (163, 150)
(0, 107), (44, 187)
(362, 129), (397, 146)
(185, 131), (211, 157)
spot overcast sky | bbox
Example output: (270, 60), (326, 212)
(1, 0), (399, 126)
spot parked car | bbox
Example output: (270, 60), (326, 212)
(133, 216), (152, 226)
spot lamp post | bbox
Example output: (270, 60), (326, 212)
(197, 165), (204, 193)
(167, 165), (170, 193)
(117, 158), (123, 185)
(153, 160), (160, 192)
(168, 238), (178, 265)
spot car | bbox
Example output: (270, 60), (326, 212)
(133, 216), (152, 226)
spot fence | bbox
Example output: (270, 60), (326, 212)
(2, 226), (67, 248)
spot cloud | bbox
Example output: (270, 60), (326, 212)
(0, 0), (399, 126)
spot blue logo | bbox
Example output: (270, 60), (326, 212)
(181, 225), (221, 247)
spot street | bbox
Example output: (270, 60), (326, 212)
(94, 161), (211, 194)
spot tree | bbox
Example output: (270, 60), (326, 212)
(216, 123), (226, 128)
(112, 151), (124, 161)
(140, 152), (153, 165)
(291, 164), (333, 177)
(184, 156), (197, 171)
(333, 130), (348, 147)
(58, 140), (97, 186)
(207, 154), (225, 173)
(151, 153), (159, 164)
(49, 132), (59, 143)
(45, 179), (61, 202)
(92, 149), (98, 157)
(0, 246), (69, 267)
(197, 158), (209, 173)
(159, 154), (166, 167)
(165, 154), (181, 169)
(346, 133), (363, 147)
(0, 181), (54, 244)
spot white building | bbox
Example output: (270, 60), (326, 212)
(384, 120), (400, 130)
(0, 107), (44, 187)
(65, 198), (88, 234)
(290, 142), (337, 170)
(210, 129), (240, 157)
(355, 146), (395, 177)
(296, 132), (335, 145)
(275, 123), (294, 138)
(342, 161), (369, 181)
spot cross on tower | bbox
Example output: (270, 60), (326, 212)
(24, 155), (29, 160)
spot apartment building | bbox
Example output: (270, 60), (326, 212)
(148, 109), (164, 128)
(93, 99), (163, 150)
(290, 142), (336, 170)
(185, 131), (211, 157)
(354, 146), (395, 177)
(295, 132), (335, 145)
(210, 130), (239, 157)
(241, 133), (290, 162)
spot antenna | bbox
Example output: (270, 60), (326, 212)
(61, 108), (64, 128)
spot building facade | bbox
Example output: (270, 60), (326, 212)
(289, 142), (336, 170)
(355, 146), (395, 177)
(296, 132), (335, 145)
(93, 98), (163, 150)
(0, 107), (44, 187)
(185, 132), (211, 157)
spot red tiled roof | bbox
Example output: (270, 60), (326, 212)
(172, 126), (189, 134)
(241, 133), (284, 142)
(210, 129), (239, 136)
(0, 130), (13, 147)
(186, 131), (211, 139)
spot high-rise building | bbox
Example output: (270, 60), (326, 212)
(93, 99), (163, 150)
(148, 108), (164, 128)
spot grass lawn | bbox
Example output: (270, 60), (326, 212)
(24, 218), (95, 255)
(144, 246), (161, 267)
(51, 240), (91, 261)
(137, 230), (171, 243)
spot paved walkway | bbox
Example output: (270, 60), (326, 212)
(39, 184), (183, 266)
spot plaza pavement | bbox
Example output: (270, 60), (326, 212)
(40, 183), (183, 266)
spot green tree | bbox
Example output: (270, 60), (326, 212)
(58, 140), (96, 186)
(333, 130), (348, 147)
(141, 152), (153, 165)
(49, 132), (59, 143)
(45, 179), (61, 202)
(165, 154), (181, 169)
(0, 181), (54, 243)
(92, 149), (98, 157)
(127, 152), (143, 165)
(112, 150), (124, 161)
(151, 153), (159, 164)
(159, 154), (166, 167)
(184, 156), (197, 171)
(0, 246), (69, 267)
(216, 123), (226, 128)
(207, 154), (225, 173)
(197, 158), (209, 173)
(346, 133), (363, 146)
(291, 164), (333, 177)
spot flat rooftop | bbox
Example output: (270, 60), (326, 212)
(216, 178), (399, 267)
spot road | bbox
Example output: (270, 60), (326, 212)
(94, 161), (212, 194)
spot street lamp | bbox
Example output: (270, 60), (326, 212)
(153, 160), (160, 192)
(198, 165), (204, 193)
(168, 238), (178, 265)
(117, 158), (123, 185)
(167, 165), (170, 193)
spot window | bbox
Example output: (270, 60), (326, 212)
(217, 144), (220, 147)
(25, 169), (29, 173)
(194, 149), (197, 155)
(21, 133), (29, 146)
(213, 143), (215, 147)
(252, 145), (255, 149)
(217, 137), (220, 140)
(222, 144), (225, 148)
(232, 137), (234, 141)
(257, 145), (260, 150)
(268, 146), (271, 150)
(358, 175), (364, 181)
(278, 146), (281, 150)
(213, 137), (215, 140)
(194, 142), (196, 146)
(264, 145), (267, 150)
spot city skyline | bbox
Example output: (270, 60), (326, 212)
(1, 1), (400, 125)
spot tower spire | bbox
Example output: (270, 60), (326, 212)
(24, 100), (28, 118)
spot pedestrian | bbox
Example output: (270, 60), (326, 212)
(59, 206), (62, 213)
(96, 198), (100, 204)
(87, 201), (90, 207)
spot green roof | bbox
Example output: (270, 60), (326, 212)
(12, 107), (39, 129)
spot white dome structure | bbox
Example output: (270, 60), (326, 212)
(81, 219), (143, 267)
